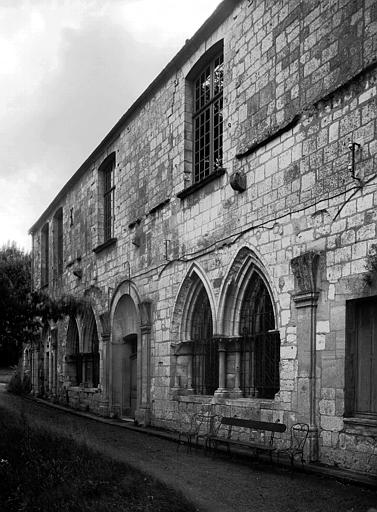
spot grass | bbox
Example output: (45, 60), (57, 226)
(0, 407), (196, 512)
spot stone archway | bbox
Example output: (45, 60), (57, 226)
(216, 247), (280, 398)
(112, 294), (139, 418)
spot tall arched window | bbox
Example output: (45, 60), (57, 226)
(82, 309), (100, 388)
(41, 223), (49, 287)
(66, 317), (81, 385)
(239, 273), (280, 399)
(53, 207), (63, 279)
(193, 51), (223, 183)
(98, 153), (115, 244)
(191, 286), (218, 394)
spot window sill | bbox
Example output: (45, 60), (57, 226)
(93, 237), (117, 254)
(177, 168), (226, 199)
(174, 394), (276, 407)
(343, 417), (377, 427)
(67, 385), (100, 393)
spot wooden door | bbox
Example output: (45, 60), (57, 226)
(355, 299), (377, 416)
(130, 353), (137, 417)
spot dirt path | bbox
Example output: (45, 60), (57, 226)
(0, 391), (376, 512)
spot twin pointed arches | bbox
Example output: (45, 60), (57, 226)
(171, 248), (280, 398)
(65, 306), (101, 388)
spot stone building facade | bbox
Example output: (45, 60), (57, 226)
(29, 0), (377, 476)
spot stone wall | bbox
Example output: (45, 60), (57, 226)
(31, 0), (377, 475)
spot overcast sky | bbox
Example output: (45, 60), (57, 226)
(0, 0), (220, 251)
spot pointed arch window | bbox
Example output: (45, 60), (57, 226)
(65, 312), (99, 388)
(66, 317), (81, 386)
(239, 273), (280, 399)
(191, 286), (218, 394)
(82, 310), (100, 388)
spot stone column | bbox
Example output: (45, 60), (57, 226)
(48, 343), (53, 395)
(31, 347), (38, 394)
(187, 350), (194, 393)
(215, 338), (228, 397)
(98, 332), (110, 416)
(291, 251), (321, 462)
(214, 338), (229, 398)
(233, 339), (243, 398)
(52, 328), (58, 397)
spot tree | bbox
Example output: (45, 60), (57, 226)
(0, 243), (86, 368)
(0, 243), (34, 366)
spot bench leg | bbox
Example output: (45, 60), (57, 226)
(176, 433), (182, 452)
(204, 438), (211, 456)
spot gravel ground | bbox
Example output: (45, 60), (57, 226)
(0, 391), (376, 512)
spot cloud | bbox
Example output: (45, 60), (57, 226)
(0, 0), (221, 250)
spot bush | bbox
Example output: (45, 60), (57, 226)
(7, 368), (31, 395)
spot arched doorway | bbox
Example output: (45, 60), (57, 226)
(112, 294), (139, 418)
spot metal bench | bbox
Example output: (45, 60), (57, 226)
(206, 416), (286, 460)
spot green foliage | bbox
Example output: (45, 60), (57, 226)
(7, 364), (32, 395)
(364, 243), (377, 286)
(0, 407), (196, 512)
(0, 242), (85, 366)
(0, 243), (33, 365)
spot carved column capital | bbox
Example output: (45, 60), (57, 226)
(99, 312), (110, 334)
(139, 299), (152, 334)
(291, 251), (322, 298)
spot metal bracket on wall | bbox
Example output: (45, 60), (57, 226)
(348, 141), (363, 183)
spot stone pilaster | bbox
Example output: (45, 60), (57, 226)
(98, 331), (110, 417)
(135, 300), (153, 426)
(291, 250), (322, 462)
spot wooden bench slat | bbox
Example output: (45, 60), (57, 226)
(220, 417), (286, 433)
(221, 439), (275, 451)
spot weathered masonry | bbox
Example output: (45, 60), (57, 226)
(28, 0), (377, 476)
